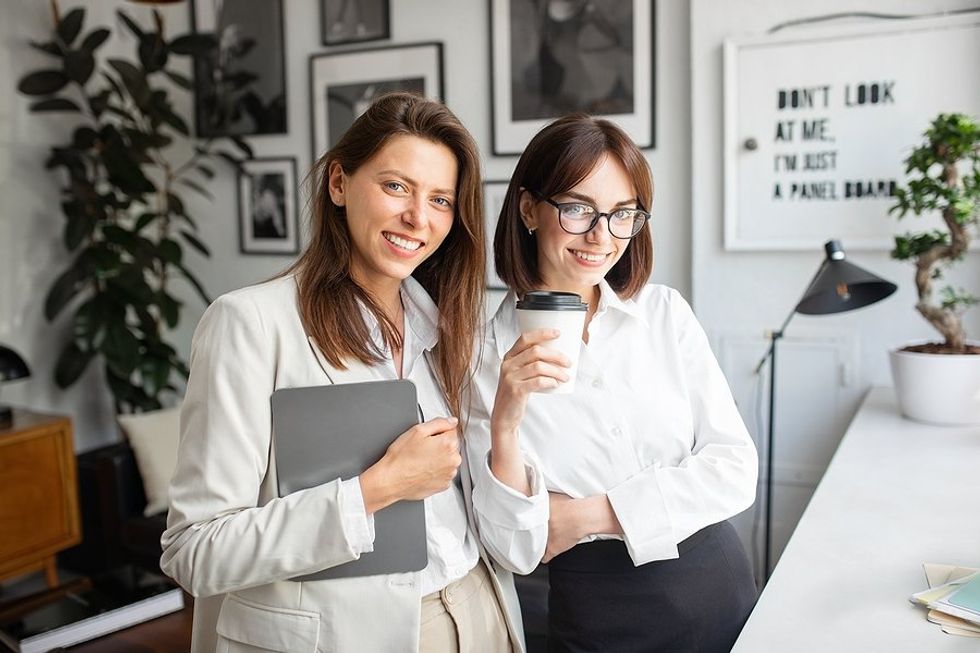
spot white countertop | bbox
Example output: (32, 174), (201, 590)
(732, 387), (980, 652)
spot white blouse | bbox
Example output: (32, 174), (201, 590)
(467, 281), (758, 572)
(342, 277), (479, 596)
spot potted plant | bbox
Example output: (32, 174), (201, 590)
(17, 6), (249, 413)
(888, 113), (980, 425)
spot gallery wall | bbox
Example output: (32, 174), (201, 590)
(0, 0), (691, 450)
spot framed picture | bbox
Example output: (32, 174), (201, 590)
(321, 0), (390, 46)
(309, 42), (444, 161)
(483, 180), (510, 290)
(191, 0), (288, 136)
(237, 157), (299, 255)
(489, 0), (655, 155)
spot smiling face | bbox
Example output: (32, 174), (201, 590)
(520, 153), (637, 302)
(328, 134), (458, 301)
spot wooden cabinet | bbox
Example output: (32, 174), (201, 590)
(0, 410), (80, 587)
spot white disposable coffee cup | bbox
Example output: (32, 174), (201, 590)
(515, 291), (588, 394)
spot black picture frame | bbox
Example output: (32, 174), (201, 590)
(237, 157), (299, 255)
(488, 0), (656, 155)
(308, 42), (444, 163)
(321, 0), (391, 46)
(190, 0), (288, 137)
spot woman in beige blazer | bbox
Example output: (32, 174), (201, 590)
(161, 93), (527, 653)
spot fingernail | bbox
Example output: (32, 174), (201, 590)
(448, 416), (459, 425)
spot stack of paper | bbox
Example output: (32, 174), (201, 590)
(909, 563), (980, 638)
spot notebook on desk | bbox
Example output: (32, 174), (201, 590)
(271, 379), (427, 581)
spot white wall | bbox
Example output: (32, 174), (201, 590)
(691, 0), (980, 575)
(0, 0), (692, 451)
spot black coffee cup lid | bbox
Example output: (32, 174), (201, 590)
(516, 290), (588, 311)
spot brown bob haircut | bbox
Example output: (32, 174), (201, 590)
(494, 114), (654, 300)
(287, 93), (485, 418)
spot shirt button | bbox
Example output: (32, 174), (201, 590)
(445, 590), (455, 605)
(591, 378), (602, 389)
(611, 427), (622, 436)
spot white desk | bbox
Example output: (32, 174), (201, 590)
(732, 387), (980, 652)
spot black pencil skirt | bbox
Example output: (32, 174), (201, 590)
(546, 521), (757, 653)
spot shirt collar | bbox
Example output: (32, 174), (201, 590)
(359, 276), (439, 354)
(595, 279), (647, 324)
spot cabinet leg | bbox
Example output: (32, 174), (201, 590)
(44, 557), (59, 588)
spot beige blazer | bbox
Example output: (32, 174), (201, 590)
(161, 276), (526, 653)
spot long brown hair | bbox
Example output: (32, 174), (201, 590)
(494, 114), (654, 299)
(288, 93), (485, 418)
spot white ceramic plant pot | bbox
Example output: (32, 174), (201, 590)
(889, 347), (980, 425)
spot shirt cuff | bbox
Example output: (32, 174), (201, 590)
(472, 452), (549, 531)
(606, 463), (679, 565)
(339, 476), (375, 555)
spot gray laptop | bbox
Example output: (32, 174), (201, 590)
(271, 379), (427, 580)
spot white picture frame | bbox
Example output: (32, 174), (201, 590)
(483, 180), (510, 290)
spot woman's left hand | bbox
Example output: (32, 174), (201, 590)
(542, 492), (624, 563)
(542, 493), (584, 563)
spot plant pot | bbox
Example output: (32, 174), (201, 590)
(889, 347), (980, 425)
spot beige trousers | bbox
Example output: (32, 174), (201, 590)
(418, 559), (514, 653)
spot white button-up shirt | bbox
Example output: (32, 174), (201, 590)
(341, 277), (479, 596)
(467, 281), (758, 571)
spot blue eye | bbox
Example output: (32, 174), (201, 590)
(432, 197), (453, 208)
(385, 181), (406, 192)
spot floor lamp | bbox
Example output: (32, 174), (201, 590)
(754, 239), (896, 580)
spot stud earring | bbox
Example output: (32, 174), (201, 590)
(527, 226), (536, 235)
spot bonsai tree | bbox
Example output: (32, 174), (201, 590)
(890, 113), (980, 354)
(17, 6), (250, 412)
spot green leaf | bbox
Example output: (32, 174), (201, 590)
(230, 136), (253, 158)
(45, 266), (84, 321)
(116, 9), (145, 40)
(134, 212), (158, 232)
(107, 58), (151, 107)
(54, 342), (94, 388)
(18, 70), (71, 96)
(179, 229), (210, 257)
(29, 40), (63, 57)
(175, 262), (211, 305)
(195, 164), (215, 179)
(158, 292), (181, 328)
(63, 50), (95, 85)
(65, 210), (95, 250)
(57, 8), (85, 46)
(215, 150), (245, 174)
(158, 238), (182, 264)
(72, 126), (98, 149)
(103, 324), (141, 377)
(166, 192), (185, 216)
(80, 28), (111, 52)
(138, 34), (168, 73)
(30, 97), (81, 112)
(164, 70), (193, 90)
(178, 177), (213, 200)
(141, 354), (172, 398)
(168, 33), (217, 56)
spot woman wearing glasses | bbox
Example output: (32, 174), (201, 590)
(467, 114), (758, 652)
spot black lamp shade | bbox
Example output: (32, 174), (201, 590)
(795, 240), (897, 315)
(0, 345), (30, 383)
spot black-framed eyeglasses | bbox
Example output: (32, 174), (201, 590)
(531, 191), (650, 239)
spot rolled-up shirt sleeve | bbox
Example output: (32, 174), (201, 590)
(340, 476), (376, 554)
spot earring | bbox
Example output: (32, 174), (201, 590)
(527, 226), (536, 235)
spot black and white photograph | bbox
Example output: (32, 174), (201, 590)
(326, 79), (424, 149)
(483, 180), (510, 290)
(310, 43), (444, 161)
(191, 0), (288, 137)
(321, 0), (391, 46)
(238, 158), (299, 255)
(490, 0), (655, 155)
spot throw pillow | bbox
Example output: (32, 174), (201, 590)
(117, 405), (180, 517)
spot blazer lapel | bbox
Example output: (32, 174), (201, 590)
(307, 336), (378, 385)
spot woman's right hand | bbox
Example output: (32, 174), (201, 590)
(359, 417), (461, 514)
(490, 329), (570, 437)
